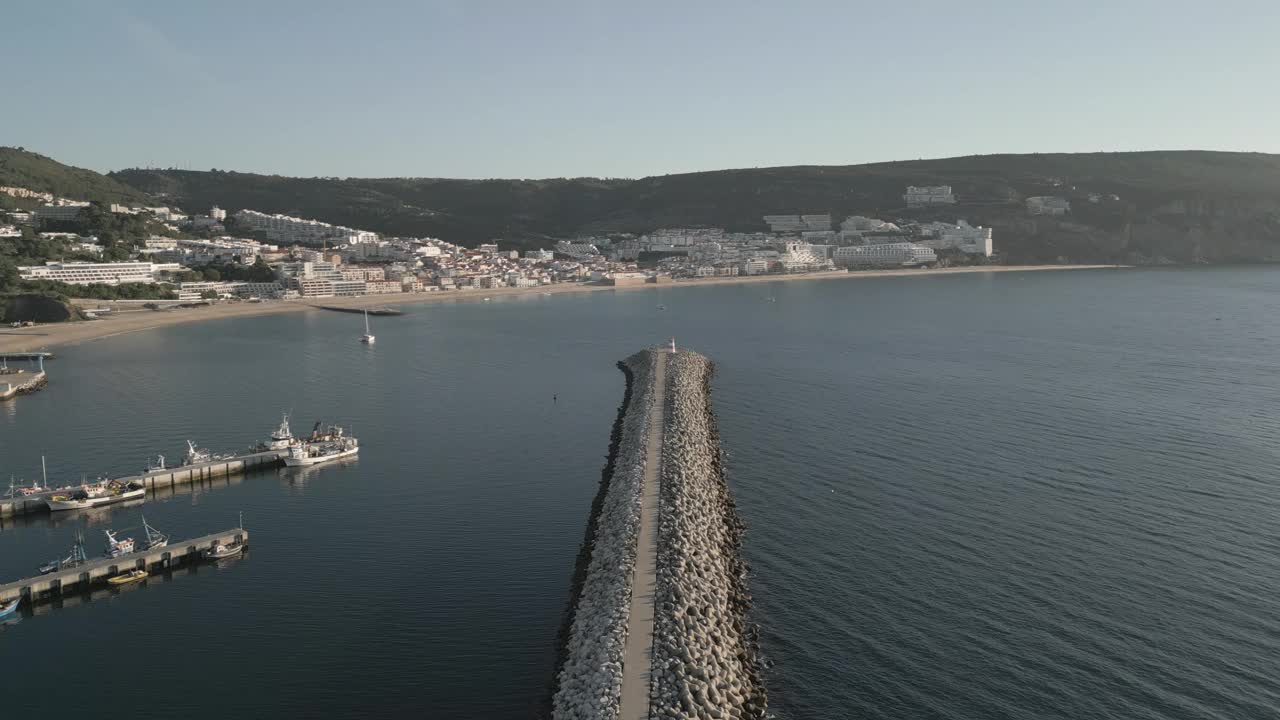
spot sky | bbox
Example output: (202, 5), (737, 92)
(4, 0), (1278, 179)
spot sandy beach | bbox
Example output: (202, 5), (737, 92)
(0, 264), (1124, 354)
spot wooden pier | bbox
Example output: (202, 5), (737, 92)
(0, 528), (249, 604)
(0, 450), (285, 518)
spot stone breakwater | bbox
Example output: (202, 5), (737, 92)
(650, 351), (766, 720)
(552, 351), (659, 719)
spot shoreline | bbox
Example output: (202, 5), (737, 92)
(0, 264), (1123, 353)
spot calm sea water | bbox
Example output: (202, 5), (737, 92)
(4, 267), (1280, 719)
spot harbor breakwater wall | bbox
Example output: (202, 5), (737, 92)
(550, 349), (765, 719)
(650, 352), (766, 719)
(551, 350), (658, 719)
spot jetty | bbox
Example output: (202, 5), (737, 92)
(0, 351), (55, 362)
(0, 527), (249, 605)
(550, 346), (766, 720)
(0, 355), (48, 401)
(313, 305), (403, 316)
(1, 450), (285, 518)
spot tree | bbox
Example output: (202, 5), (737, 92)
(0, 257), (18, 293)
(202, 268), (221, 281)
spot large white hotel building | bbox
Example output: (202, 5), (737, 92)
(17, 261), (183, 285)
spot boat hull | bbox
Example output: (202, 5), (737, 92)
(45, 487), (145, 512)
(107, 571), (147, 586)
(282, 446), (359, 467)
(204, 545), (243, 559)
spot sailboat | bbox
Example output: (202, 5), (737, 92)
(360, 309), (376, 344)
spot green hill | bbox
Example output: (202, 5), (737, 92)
(110, 151), (1280, 263)
(6, 146), (1280, 264)
(0, 147), (148, 204)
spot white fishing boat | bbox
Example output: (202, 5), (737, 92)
(142, 514), (168, 549)
(203, 541), (244, 559)
(45, 480), (145, 512)
(144, 455), (167, 474)
(204, 513), (245, 559)
(283, 422), (359, 467)
(0, 597), (18, 619)
(265, 412), (294, 450)
(360, 309), (376, 344)
(103, 529), (136, 558)
(183, 440), (212, 466)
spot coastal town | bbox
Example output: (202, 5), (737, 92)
(0, 183), (1055, 305)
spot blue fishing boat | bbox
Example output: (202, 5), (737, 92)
(0, 598), (18, 619)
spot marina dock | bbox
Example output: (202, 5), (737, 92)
(0, 528), (249, 604)
(0, 450), (285, 518)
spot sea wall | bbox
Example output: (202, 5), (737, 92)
(551, 351), (658, 719)
(651, 352), (767, 720)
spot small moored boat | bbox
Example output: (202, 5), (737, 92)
(203, 541), (243, 559)
(107, 569), (147, 586)
(0, 598), (19, 619)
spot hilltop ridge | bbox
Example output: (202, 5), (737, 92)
(5, 146), (1280, 263)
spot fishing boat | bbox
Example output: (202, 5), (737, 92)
(204, 512), (247, 559)
(45, 480), (145, 512)
(203, 539), (243, 559)
(183, 440), (212, 466)
(7, 457), (72, 498)
(39, 531), (88, 575)
(107, 569), (147, 586)
(360, 309), (376, 344)
(144, 454), (166, 474)
(265, 413), (294, 450)
(142, 514), (168, 550)
(103, 529), (136, 558)
(0, 598), (18, 619)
(283, 422), (359, 467)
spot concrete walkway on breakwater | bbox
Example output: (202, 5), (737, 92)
(619, 350), (666, 720)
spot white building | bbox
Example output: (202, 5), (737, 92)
(210, 206), (227, 221)
(0, 225), (20, 238)
(17, 261), (174, 285)
(1026, 196), (1070, 216)
(525, 249), (554, 261)
(904, 186), (956, 207)
(833, 243), (936, 268)
(916, 220), (993, 256)
(234, 209), (374, 244)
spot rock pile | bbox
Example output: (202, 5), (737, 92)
(650, 351), (767, 720)
(552, 351), (658, 719)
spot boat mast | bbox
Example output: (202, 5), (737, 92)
(364, 309), (370, 334)
(41, 455), (47, 489)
